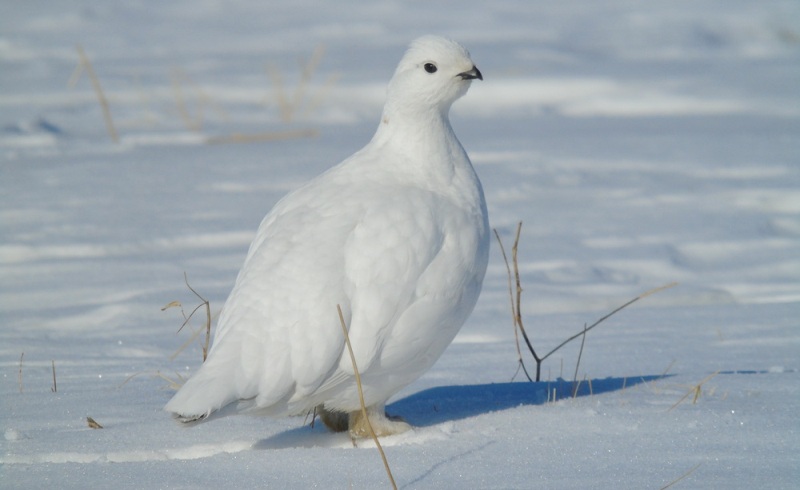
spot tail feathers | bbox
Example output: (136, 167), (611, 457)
(164, 370), (240, 423)
(172, 411), (208, 424)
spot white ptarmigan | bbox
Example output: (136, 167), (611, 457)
(165, 35), (489, 437)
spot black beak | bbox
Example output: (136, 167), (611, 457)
(458, 65), (483, 81)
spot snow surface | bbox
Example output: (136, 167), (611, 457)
(2, 1), (798, 488)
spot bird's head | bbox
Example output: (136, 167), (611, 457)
(385, 35), (482, 117)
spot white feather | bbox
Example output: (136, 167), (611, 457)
(165, 35), (489, 422)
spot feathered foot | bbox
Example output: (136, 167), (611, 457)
(317, 404), (411, 438)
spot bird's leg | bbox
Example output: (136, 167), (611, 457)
(317, 405), (349, 432)
(348, 403), (412, 438)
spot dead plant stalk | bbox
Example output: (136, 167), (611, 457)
(336, 305), (397, 490)
(495, 221), (678, 384)
(163, 272), (211, 362)
(51, 360), (57, 393)
(75, 45), (119, 143)
(268, 44), (326, 123)
(668, 371), (720, 411)
(660, 462), (703, 490)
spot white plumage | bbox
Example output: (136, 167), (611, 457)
(165, 35), (489, 437)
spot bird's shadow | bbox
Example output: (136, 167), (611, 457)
(254, 375), (666, 449)
(387, 375), (665, 427)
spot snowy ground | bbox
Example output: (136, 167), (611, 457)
(2, 1), (799, 488)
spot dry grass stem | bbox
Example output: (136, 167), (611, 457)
(494, 228), (527, 380)
(668, 371), (720, 411)
(299, 72), (341, 120)
(183, 273), (212, 362)
(168, 326), (206, 362)
(571, 323), (588, 397)
(169, 68), (227, 131)
(155, 371), (187, 391)
(171, 68), (204, 131)
(660, 360), (677, 378)
(51, 360), (57, 393)
(542, 282), (678, 364)
(290, 45), (325, 118)
(509, 223), (541, 375)
(163, 273), (212, 362)
(86, 417), (103, 429)
(304, 407), (317, 429)
(268, 44), (328, 123)
(644, 360), (677, 394)
(496, 222), (677, 384)
(659, 462), (703, 490)
(571, 379), (582, 399)
(267, 63), (290, 121)
(67, 61), (85, 88)
(119, 370), (185, 391)
(494, 223), (536, 381)
(336, 305), (397, 490)
(75, 45), (119, 143)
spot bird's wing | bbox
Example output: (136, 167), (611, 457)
(292, 191), (489, 413)
(166, 169), (359, 417)
(339, 187), (445, 371)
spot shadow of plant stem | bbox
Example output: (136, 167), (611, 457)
(494, 221), (677, 382)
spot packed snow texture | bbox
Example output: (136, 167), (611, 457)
(1, 1), (798, 488)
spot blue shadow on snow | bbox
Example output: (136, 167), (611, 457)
(253, 375), (668, 449)
(387, 375), (666, 427)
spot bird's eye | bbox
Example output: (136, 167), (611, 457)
(424, 63), (437, 74)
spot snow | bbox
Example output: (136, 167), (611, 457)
(2, 1), (798, 488)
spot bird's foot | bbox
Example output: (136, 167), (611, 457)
(317, 404), (411, 438)
(348, 405), (411, 438)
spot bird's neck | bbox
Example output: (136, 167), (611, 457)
(369, 106), (465, 176)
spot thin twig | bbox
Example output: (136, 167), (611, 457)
(164, 273), (212, 362)
(660, 360), (676, 378)
(290, 45), (325, 118)
(540, 282), (678, 364)
(67, 60), (85, 88)
(168, 313), (205, 360)
(183, 272), (212, 362)
(336, 305), (397, 490)
(118, 370), (185, 390)
(75, 45), (119, 143)
(171, 68), (203, 131)
(267, 44), (327, 123)
(571, 323), (588, 397)
(267, 62), (291, 122)
(496, 223), (542, 380)
(659, 462), (703, 490)
(496, 220), (677, 383)
(668, 371), (720, 412)
(168, 68), (227, 131)
(51, 360), (57, 393)
(494, 228), (532, 382)
(509, 223), (543, 380)
(299, 72), (341, 120)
